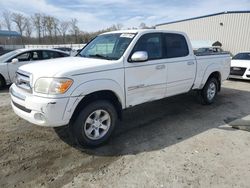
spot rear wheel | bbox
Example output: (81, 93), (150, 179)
(200, 77), (219, 104)
(70, 100), (117, 147)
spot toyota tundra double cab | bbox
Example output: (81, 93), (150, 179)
(10, 30), (231, 147)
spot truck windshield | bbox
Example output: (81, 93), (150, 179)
(78, 33), (136, 60)
(232, 53), (250, 60)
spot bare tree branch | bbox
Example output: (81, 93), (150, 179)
(32, 13), (42, 43)
(2, 10), (12, 31)
(59, 21), (70, 43)
(12, 13), (26, 36)
(70, 18), (79, 43)
(25, 18), (32, 38)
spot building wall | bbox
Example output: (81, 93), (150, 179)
(156, 13), (250, 55)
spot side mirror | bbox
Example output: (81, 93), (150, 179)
(11, 58), (19, 64)
(131, 51), (148, 62)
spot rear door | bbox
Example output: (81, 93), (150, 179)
(163, 33), (196, 97)
(124, 33), (167, 107)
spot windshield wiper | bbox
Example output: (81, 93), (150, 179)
(88, 54), (106, 59)
(88, 54), (114, 60)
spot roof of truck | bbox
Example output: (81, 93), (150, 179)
(102, 29), (186, 35)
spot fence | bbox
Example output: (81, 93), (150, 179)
(0, 43), (86, 50)
(25, 44), (85, 50)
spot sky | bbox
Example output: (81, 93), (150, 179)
(0, 0), (250, 32)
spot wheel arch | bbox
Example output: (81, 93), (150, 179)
(200, 63), (222, 91)
(70, 90), (123, 123)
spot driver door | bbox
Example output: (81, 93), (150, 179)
(124, 33), (167, 107)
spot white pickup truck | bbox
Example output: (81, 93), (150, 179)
(10, 30), (231, 147)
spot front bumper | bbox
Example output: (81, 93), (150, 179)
(10, 84), (72, 127)
(229, 67), (250, 80)
(229, 74), (250, 80)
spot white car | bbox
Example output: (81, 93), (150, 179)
(230, 52), (250, 80)
(0, 48), (69, 88)
(10, 30), (230, 147)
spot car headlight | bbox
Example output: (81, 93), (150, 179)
(34, 78), (73, 94)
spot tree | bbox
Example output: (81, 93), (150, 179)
(25, 18), (32, 38)
(12, 13), (27, 37)
(2, 10), (12, 31)
(139, 22), (149, 29)
(32, 13), (42, 43)
(59, 21), (70, 43)
(41, 14), (48, 38)
(70, 18), (79, 43)
(115, 23), (123, 30)
(45, 16), (54, 42)
(52, 18), (59, 43)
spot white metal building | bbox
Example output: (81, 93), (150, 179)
(156, 11), (250, 55)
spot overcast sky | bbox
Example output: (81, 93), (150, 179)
(0, 0), (250, 32)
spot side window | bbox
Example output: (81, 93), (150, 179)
(42, 51), (58, 59)
(164, 33), (189, 58)
(42, 51), (51, 59)
(58, 52), (69, 57)
(52, 51), (67, 58)
(51, 52), (60, 58)
(132, 33), (162, 60)
(30, 51), (40, 61)
(14, 52), (31, 62)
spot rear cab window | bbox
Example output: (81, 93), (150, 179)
(163, 33), (189, 58)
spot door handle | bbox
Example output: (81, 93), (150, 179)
(155, 64), (166, 70)
(187, 61), (194, 65)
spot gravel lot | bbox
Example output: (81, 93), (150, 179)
(0, 80), (250, 188)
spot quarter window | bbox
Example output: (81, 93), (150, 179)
(164, 33), (189, 58)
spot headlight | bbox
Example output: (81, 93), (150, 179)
(34, 78), (73, 94)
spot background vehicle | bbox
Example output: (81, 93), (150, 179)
(195, 46), (223, 54)
(229, 52), (250, 80)
(0, 48), (69, 88)
(10, 30), (231, 147)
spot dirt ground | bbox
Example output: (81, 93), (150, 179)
(0, 79), (250, 188)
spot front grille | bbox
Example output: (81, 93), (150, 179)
(15, 70), (32, 92)
(230, 67), (246, 76)
(12, 100), (31, 113)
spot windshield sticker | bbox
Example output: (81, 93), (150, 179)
(120, 33), (135, 38)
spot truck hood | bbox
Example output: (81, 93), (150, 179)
(18, 57), (123, 78)
(231, 60), (250, 68)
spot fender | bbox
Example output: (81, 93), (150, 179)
(62, 79), (125, 121)
(70, 79), (125, 108)
(199, 63), (222, 89)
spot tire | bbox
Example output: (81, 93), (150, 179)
(0, 75), (6, 90)
(70, 100), (117, 147)
(200, 77), (219, 105)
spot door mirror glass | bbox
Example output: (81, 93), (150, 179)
(131, 51), (148, 62)
(11, 58), (19, 64)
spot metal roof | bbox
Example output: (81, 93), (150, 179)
(0, 30), (21, 37)
(156, 11), (250, 26)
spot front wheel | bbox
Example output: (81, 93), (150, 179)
(71, 100), (117, 147)
(200, 78), (219, 105)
